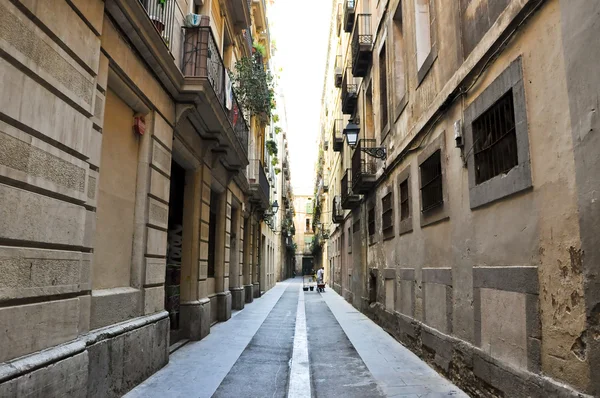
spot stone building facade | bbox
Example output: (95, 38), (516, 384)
(0, 0), (280, 395)
(315, 0), (600, 396)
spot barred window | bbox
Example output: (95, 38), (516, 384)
(420, 150), (443, 212)
(368, 207), (375, 238)
(473, 91), (518, 185)
(382, 191), (394, 238)
(400, 179), (410, 221)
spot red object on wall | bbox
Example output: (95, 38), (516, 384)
(133, 116), (146, 135)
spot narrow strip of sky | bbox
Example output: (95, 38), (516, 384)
(268, 0), (333, 195)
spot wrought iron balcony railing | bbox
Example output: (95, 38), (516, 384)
(182, 27), (249, 156)
(332, 119), (344, 152)
(352, 139), (378, 194)
(139, 0), (176, 49)
(248, 159), (270, 207)
(332, 196), (344, 223)
(343, 0), (356, 33)
(341, 169), (361, 209)
(342, 67), (358, 115)
(351, 14), (373, 77)
(334, 55), (343, 88)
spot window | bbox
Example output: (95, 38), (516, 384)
(400, 179), (409, 221)
(393, 2), (407, 116)
(464, 57), (532, 209)
(368, 206), (375, 242)
(305, 218), (310, 232)
(379, 43), (389, 131)
(420, 150), (443, 212)
(381, 191), (394, 239)
(414, 0), (432, 69)
(414, 0), (436, 83)
(473, 91), (518, 184)
(347, 227), (352, 252)
(397, 168), (414, 234)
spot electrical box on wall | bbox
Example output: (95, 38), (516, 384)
(454, 119), (463, 148)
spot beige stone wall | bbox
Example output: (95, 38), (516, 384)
(320, 0), (590, 393)
(93, 89), (139, 290)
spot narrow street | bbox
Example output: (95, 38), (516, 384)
(126, 279), (466, 398)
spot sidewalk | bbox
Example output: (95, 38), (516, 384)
(320, 286), (467, 397)
(125, 281), (290, 398)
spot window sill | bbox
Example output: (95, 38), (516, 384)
(394, 94), (408, 124)
(416, 45), (438, 87)
(398, 217), (413, 236)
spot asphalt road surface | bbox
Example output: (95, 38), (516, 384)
(126, 278), (466, 397)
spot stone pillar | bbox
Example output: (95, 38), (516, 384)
(178, 168), (210, 340)
(215, 190), (231, 321)
(244, 217), (254, 303)
(181, 165), (212, 340)
(229, 204), (244, 310)
(253, 222), (261, 298)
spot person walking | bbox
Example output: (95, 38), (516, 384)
(316, 267), (324, 292)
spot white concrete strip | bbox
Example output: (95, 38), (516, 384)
(288, 285), (311, 398)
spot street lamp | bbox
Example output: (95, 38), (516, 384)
(343, 121), (387, 160)
(343, 121), (360, 147)
(264, 200), (279, 219)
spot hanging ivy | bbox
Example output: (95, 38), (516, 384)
(272, 114), (280, 123)
(274, 126), (282, 135)
(271, 157), (279, 167)
(231, 54), (275, 121)
(274, 167), (281, 175)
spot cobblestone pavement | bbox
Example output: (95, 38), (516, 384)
(125, 278), (467, 398)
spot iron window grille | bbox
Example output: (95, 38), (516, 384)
(400, 179), (410, 221)
(381, 192), (394, 235)
(472, 90), (518, 185)
(420, 150), (443, 212)
(368, 207), (376, 238)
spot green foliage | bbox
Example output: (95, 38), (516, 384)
(266, 140), (278, 156)
(253, 41), (267, 57)
(271, 157), (279, 167)
(274, 167), (281, 175)
(274, 126), (282, 135)
(157, 0), (166, 6)
(272, 114), (280, 123)
(231, 54), (275, 120)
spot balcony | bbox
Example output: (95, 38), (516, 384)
(334, 55), (343, 88)
(105, 3), (250, 170)
(248, 159), (270, 210)
(138, 0), (175, 49)
(227, 0), (252, 33)
(351, 14), (373, 77)
(332, 196), (344, 223)
(341, 68), (358, 115)
(352, 139), (377, 194)
(341, 169), (361, 209)
(182, 26), (250, 160)
(343, 0), (356, 33)
(332, 119), (344, 152)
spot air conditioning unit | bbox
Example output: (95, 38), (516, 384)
(185, 13), (202, 27)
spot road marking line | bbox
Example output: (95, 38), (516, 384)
(288, 285), (311, 397)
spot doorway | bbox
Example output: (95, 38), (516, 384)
(165, 160), (186, 345)
(302, 256), (314, 276)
